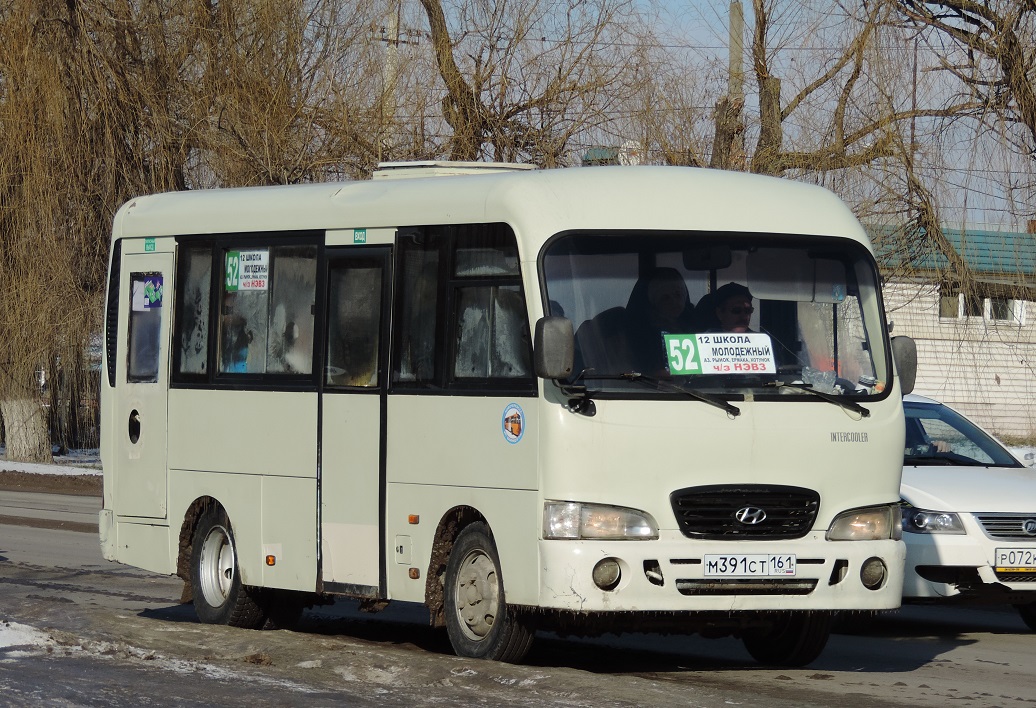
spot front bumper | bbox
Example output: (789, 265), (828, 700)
(904, 531), (1036, 602)
(99, 508), (115, 561)
(537, 531), (905, 612)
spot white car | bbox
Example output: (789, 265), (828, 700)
(901, 393), (1036, 629)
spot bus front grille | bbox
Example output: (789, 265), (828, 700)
(669, 484), (820, 540)
(675, 578), (818, 596)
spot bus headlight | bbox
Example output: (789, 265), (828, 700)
(826, 505), (899, 541)
(543, 502), (658, 540)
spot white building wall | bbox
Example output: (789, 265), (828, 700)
(885, 279), (1036, 441)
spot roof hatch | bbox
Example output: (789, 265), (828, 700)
(372, 161), (535, 180)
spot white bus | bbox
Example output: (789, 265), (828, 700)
(100, 163), (915, 666)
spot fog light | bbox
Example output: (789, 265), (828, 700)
(592, 558), (621, 591)
(860, 557), (887, 590)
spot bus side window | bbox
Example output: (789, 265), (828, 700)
(128, 272), (164, 383)
(453, 284), (530, 379)
(266, 247), (316, 374)
(394, 234), (441, 383)
(326, 261), (382, 387)
(450, 225), (531, 381)
(217, 244), (317, 375)
(177, 246), (212, 375)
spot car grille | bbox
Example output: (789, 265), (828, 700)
(669, 485), (820, 540)
(974, 513), (1036, 540)
(993, 571), (1036, 583)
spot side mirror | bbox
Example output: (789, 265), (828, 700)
(891, 335), (917, 395)
(534, 316), (574, 380)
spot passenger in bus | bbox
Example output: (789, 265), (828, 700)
(221, 294), (252, 373)
(625, 267), (695, 375)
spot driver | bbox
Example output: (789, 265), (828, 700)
(710, 282), (755, 333)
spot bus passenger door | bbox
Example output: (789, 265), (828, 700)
(320, 247), (390, 594)
(113, 248), (173, 519)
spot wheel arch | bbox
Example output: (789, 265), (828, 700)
(424, 505), (488, 628)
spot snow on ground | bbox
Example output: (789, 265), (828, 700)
(0, 617), (319, 692)
(0, 620), (56, 658)
(0, 447), (101, 476)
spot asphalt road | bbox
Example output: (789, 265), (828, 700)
(2, 489), (1035, 707)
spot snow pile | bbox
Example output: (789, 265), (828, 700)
(0, 620), (56, 659)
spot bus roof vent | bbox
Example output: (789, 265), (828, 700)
(372, 161), (535, 180)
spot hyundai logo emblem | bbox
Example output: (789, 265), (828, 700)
(735, 506), (768, 525)
(1023, 519), (1036, 536)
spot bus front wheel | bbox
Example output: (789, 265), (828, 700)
(444, 522), (534, 662)
(190, 506), (265, 629)
(742, 611), (832, 667)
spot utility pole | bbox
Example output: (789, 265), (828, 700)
(710, 1), (745, 170)
(729, 0), (744, 110)
(379, 0), (403, 162)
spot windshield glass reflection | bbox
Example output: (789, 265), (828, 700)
(542, 232), (889, 398)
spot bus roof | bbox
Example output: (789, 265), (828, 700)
(112, 166), (871, 258)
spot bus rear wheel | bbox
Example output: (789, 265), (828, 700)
(444, 522), (534, 662)
(742, 611), (832, 667)
(191, 506), (265, 629)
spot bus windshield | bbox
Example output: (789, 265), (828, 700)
(542, 232), (890, 398)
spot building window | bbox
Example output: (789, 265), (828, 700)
(963, 293), (984, 318)
(989, 296), (1012, 321)
(938, 283), (960, 318)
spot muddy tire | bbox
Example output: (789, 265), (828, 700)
(743, 612), (832, 667)
(190, 506), (265, 629)
(444, 522), (534, 662)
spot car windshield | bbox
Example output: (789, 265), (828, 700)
(904, 402), (1022, 467)
(541, 231), (890, 397)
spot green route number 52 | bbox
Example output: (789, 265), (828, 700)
(665, 335), (700, 375)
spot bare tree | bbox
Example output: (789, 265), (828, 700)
(746, 0), (988, 177)
(417, 0), (650, 165)
(896, 0), (1036, 153)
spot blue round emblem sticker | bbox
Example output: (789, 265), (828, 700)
(502, 403), (525, 444)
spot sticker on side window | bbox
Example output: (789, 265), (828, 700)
(132, 276), (163, 312)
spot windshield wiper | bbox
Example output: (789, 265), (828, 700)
(905, 455), (958, 466)
(610, 371), (741, 417)
(763, 380), (870, 418)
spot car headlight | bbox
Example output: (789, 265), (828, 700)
(826, 505), (900, 541)
(901, 503), (966, 535)
(543, 502), (658, 540)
